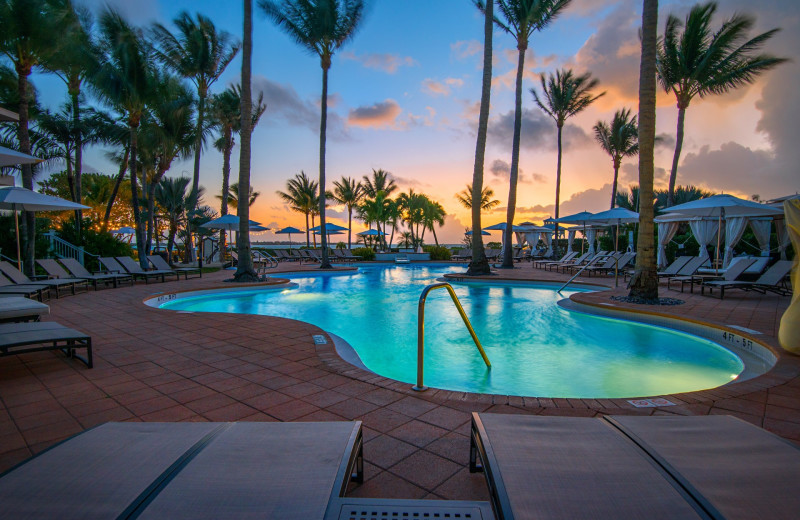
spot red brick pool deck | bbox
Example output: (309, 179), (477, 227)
(0, 262), (797, 501)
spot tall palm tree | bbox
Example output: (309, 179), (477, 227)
(421, 199), (446, 246)
(260, 0), (365, 269)
(362, 168), (397, 198)
(480, 0), (572, 268)
(155, 176), (190, 264)
(615, 185), (641, 212)
(0, 0), (65, 274)
(593, 108), (639, 209)
(331, 176), (364, 248)
(467, 0), (494, 275)
(42, 1), (100, 237)
(657, 2), (786, 207)
(92, 8), (158, 268)
(234, 0), (257, 280)
(152, 11), (240, 209)
(456, 184), (500, 211)
(629, 0), (659, 300)
(532, 68), (603, 257)
(277, 172), (319, 247)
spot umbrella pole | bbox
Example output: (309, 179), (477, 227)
(14, 206), (21, 271)
(614, 221), (619, 287)
(715, 210), (723, 275)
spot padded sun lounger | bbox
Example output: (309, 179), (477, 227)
(0, 260), (88, 298)
(669, 257), (755, 293)
(60, 257), (133, 289)
(0, 421), (363, 519)
(470, 413), (800, 520)
(0, 296), (49, 323)
(700, 260), (793, 299)
(0, 274), (50, 301)
(0, 321), (92, 367)
(148, 255), (201, 280)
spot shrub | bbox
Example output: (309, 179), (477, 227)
(423, 245), (451, 260)
(487, 241), (502, 249)
(351, 247), (375, 261)
(57, 218), (135, 269)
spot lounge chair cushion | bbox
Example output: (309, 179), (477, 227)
(0, 297), (49, 322)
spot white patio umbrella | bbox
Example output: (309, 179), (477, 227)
(274, 226), (303, 249)
(0, 145), (41, 167)
(201, 215), (262, 250)
(0, 186), (89, 269)
(667, 194), (783, 271)
(555, 211), (595, 253)
(585, 208), (639, 252)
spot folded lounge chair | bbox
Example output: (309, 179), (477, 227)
(0, 261), (88, 298)
(0, 273), (50, 301)
(0, 297), (49, 323)
(0, 321), (92, 367)
(470, 413), (800, 520)
(148, 255), (201, 280)
(701, 260), (793, 299)
(59, 257), (133, 289)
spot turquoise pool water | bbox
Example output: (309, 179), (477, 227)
(160, 264), (744, 398)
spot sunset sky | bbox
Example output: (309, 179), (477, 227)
(32, 0), (800, 244)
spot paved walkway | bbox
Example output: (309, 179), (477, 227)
(0, 261), (797, 501)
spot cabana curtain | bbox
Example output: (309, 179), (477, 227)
(657, 221), (680, 268)
(566, 229), (576, 254)
(586, 228), (597, 255)
(688, 219), (718, 262)
(775, 219), (791, 260)
(723, 217), (748, 267)
(542, 231), (553, 257)
(749, 218), (772, 256)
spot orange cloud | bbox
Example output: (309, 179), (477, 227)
(422, 77), (464, 96)
(347, 99), (402, 129)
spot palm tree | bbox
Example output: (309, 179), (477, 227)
(456, 184), (500, 211)
(152, 11), (240, 209)
(223, 182), (260, 210)
(92, 8), (158, 268)
(531, 68), (603, 258)
(41, 2), (100, 237)
(467, 0), (494, 276)
(362, 168), (397, 198)
(0, 0), (65, 274)
(331, 177), (364, 248)
(480, 0), (573, 268)
(277, 172), (319, 247)
(657, 2), (786, 207)
(593, 108), (639, 209)
(421, 199), (446, 246)
(615, 185), (641, 212)
(628, 0), (659, 300)
(260, 0), (366, 269)
(655, 184), (713, 209)
(155, 176), (190, 264)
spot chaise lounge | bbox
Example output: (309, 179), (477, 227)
(0, 321), (92, 368)
(0, 260), (88, 298)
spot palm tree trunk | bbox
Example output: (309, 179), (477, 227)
(305, 212), (310, 247)
(667, 105), (686, 207)
(234, 0), (258, 281)
(311, 214), (317, 247)
(318, 63), (331, 268)
(167, 223), (177, 264)
(347, 206), (352, 248)
(192, 93), (205, 203)
(220, 130), (232, 253)
(432, 226), (439, 246)
(629, 0), (659, 300)
(610, 161), (620, 209)
(129, 122), (147, 269)
(553, 124), (563, 257)
(468, 0), (493, 276)
(502, 45), (526, 268)
(72, 88), (83, 240)
(104, 146), (129, 228)
(16, 66), (35, 276)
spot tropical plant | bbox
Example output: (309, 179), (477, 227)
(467, 0), (494, 276)
(357, 191), (391, 250)
(277, 172), (319, 247)
(350, 246), (374, 261)
(331, 176), (364, 248)
(92, 8), (159, 268)
(531, 68), (604, 258)
(456, 183), (500, 211)
(362, 168), (397, 198)
(152, 11), (240, 208)
(423, 245), (451, 261)
(593, 108), (638, 209)
(223, 182), (260, 210)
(480, 0), (573, 268)
(628, 0), (659, 300)
(657, 2), (786, 207)
(154, 176), (190, 263)
(260, 0), (366, 268)
(421, 199), (446, 246)
(655, 185), (714, 208)
(615, 186), (641, 213)
(0, 0), (67, 274)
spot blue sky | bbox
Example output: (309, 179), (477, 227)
(29, 0), (800, 243)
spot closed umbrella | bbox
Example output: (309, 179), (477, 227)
(274, 226), (303, 249)
(0, 186), (90, 270)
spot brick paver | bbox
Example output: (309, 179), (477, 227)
(0, 261), (797, 501)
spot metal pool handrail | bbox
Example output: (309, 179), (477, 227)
(413, 282), (491, 391)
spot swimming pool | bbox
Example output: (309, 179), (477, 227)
(159, 264), (744, 398)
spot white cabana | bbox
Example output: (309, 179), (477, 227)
(566, 229), (576, 254)
(585, 208), (639, 252)
(748, 218), (772, 257)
